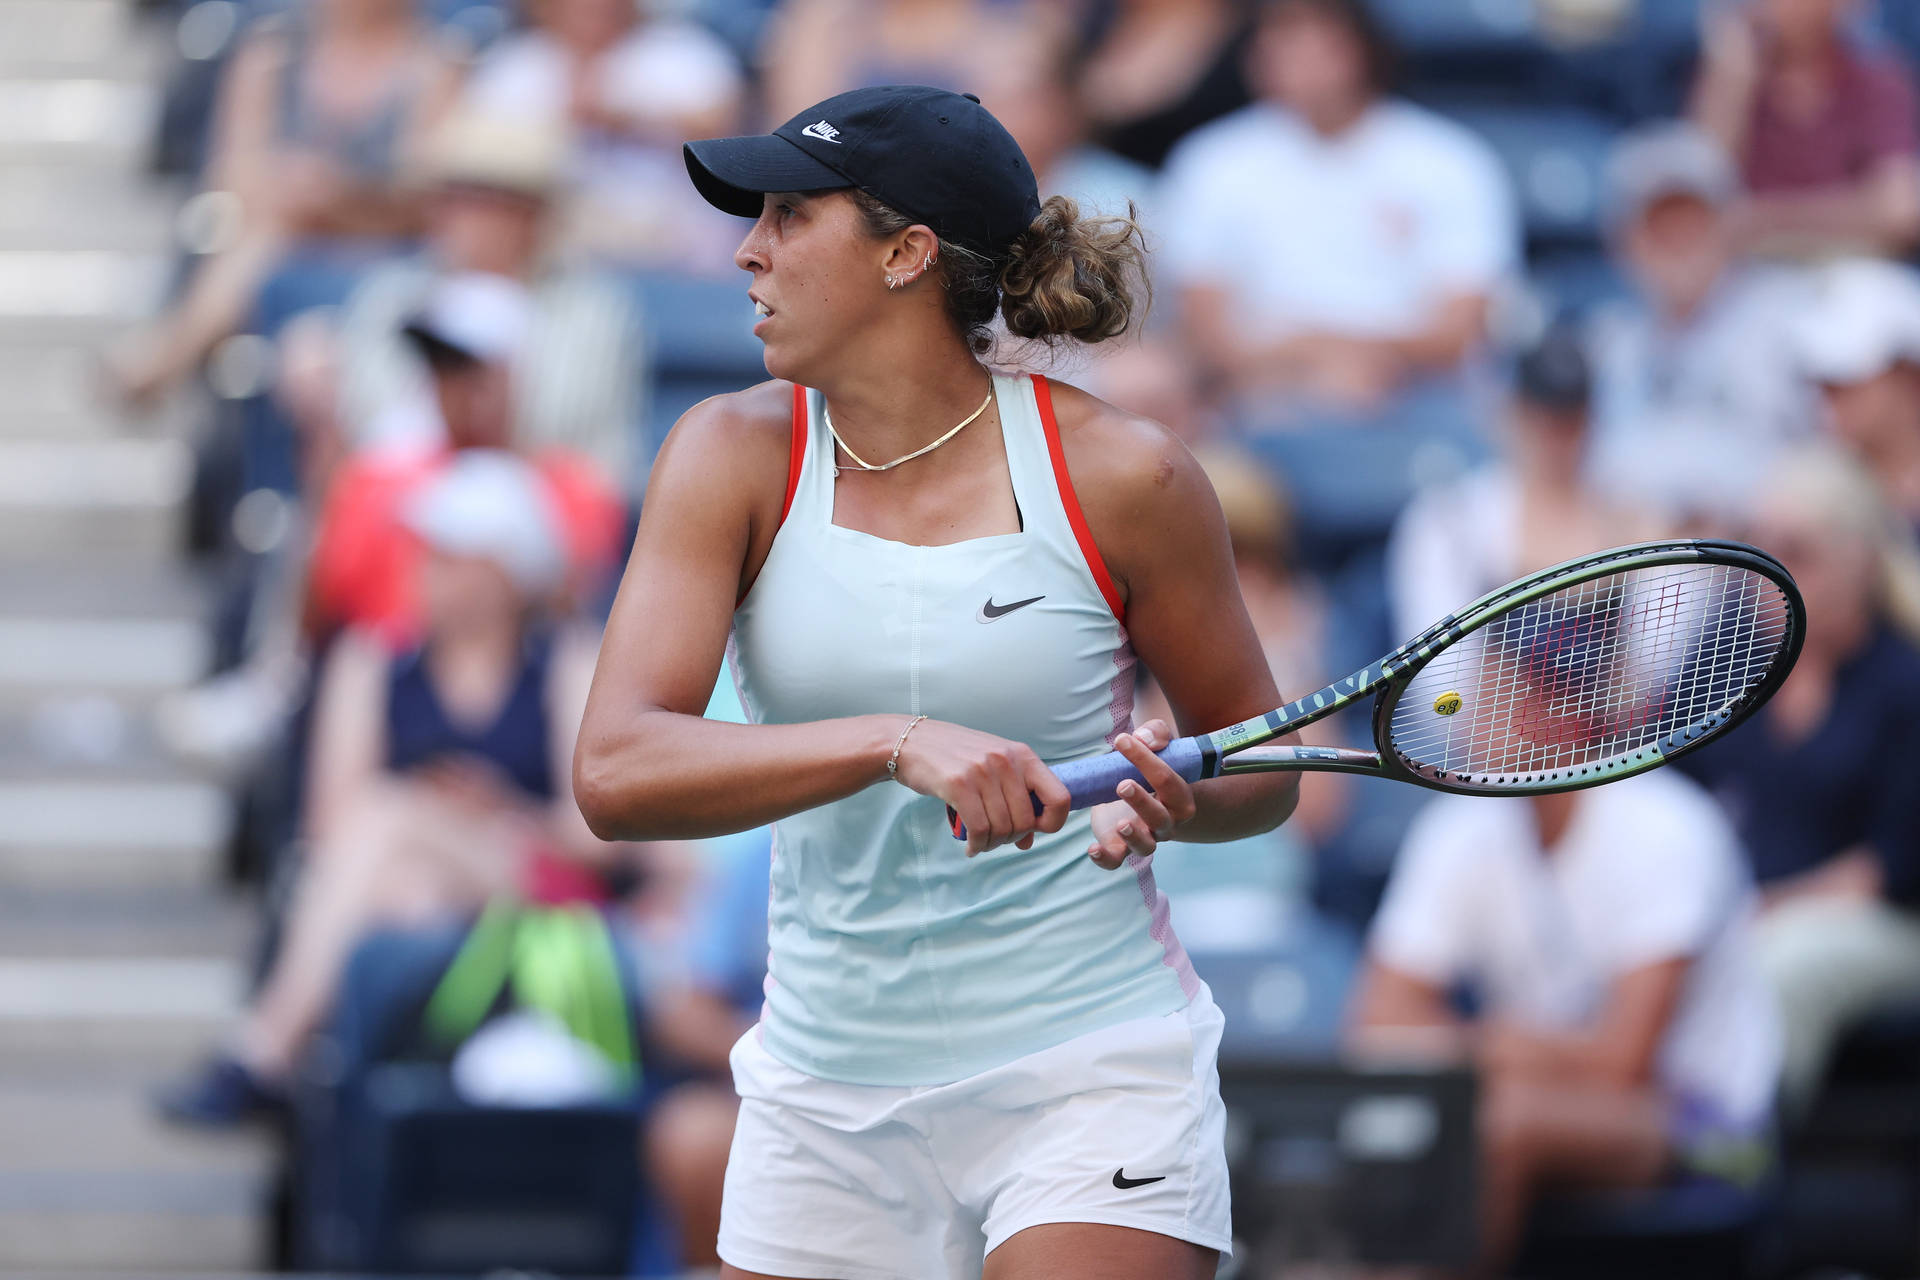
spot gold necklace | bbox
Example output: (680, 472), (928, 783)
(824, 386), (995, 474)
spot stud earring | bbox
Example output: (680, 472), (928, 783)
(885, 274), (901, 290)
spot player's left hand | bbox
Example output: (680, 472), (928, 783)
(1086, 719), (1194, 870)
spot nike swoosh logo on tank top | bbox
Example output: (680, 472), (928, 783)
(976, 594), (1045, 623)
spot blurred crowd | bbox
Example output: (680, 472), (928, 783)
(124, 0), (1920, 1273)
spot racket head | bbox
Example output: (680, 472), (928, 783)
(1371, 541), (1804, 796)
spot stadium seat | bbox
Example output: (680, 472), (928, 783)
(1529, 248), (1630, 316)
(1371, 0), (1543, 69)
(1196, 915), (1362, 1063)
(312, 1064), (645, 1275)
(1382, 0), (1698, 120)
(1235, 381), (1490, 560)
(626, 271), (769, 471)
(1514, 1177), (1773, 1280)
(1440, 105), (1620, 250)
(293, 924), (655, 1275)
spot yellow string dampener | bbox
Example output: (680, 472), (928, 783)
(1434, 691), (1463, 716)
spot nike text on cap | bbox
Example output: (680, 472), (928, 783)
(684, 85), (1043, 257)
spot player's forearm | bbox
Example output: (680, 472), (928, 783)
(574, 710), (900, 840)
(1174, 766), (1299, 844)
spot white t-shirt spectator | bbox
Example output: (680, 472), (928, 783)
(1159, 100), (1518, 342)
(1587, 266), (1816, 520)
(1369, 773), (1781, 1129)
(1386, 465), (1519, 644)
(463, 21), (744, 266)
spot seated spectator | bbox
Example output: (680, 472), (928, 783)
(1794, 256), (1920, 532)
(1588, 122), (1815, 521)
(307, 273), (627, 644)
(303, 107), (643, 491)
(110, 0), (463, 405)
(1350, 768), (1780, 1269)
(159, 451), (629, 1124)
(1388, 324), (1653, 641)
(758, 0), (1040, 124)
(1161, 0), (1517, 417)
(1680, 445), (1920, 1114)
(1692, 0), (1920, 256)
(460, 0), (747, 268)
(1072, 0), (1254, 172)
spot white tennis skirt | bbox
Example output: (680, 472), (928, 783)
(715, 987), (1232, 1280)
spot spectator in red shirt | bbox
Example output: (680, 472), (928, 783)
(306, 272), (627, 645)
(1693, 0), (1920, 255)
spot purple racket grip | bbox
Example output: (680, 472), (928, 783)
(1054, 736), (1208, 809)
(946, 736), (1210, 840)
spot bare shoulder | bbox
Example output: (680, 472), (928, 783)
(1042, 378), (1224, 604)
(647, 379), (796, 520)
(1044, 378), (1212, 522)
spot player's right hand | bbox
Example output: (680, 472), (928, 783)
(890, 719), (1070, 857)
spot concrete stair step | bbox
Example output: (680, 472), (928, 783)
(0, 1193), (267, 1271)
(0, 438), (191, 558)
(0, 779), (230, 889)
(0, 887), (252, 960)
(0, 0), (164, 80)
(0, 616), (210, 694)
(0, 80), (156, 162)
(0, 556), (213, 618)
(0, 956), (242, 1061)
(0, 344), (114, 419)
(0, 249), (167, 320)
(0, 1081), (273, 1175)
(0, 166), (180, 252)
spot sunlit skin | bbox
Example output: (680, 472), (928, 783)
(1620, 192), (1734, 324)
(1753, 0), (1858, 55)
(1250, 2), (1373, 138)
(430, 185), (548, 280)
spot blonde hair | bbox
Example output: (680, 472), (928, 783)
(1766, 444), (1920, 644)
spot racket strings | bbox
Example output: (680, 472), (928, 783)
(1387, 562), (1793, 784)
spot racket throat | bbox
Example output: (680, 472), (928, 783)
(1218, 745), (1384, 776)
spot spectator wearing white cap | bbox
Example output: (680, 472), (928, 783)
(1795, 257), (1920, 531)
(281, 109), (645, 493)
(306, 269), (628, 644)
(160, 451), (632, 1127)
(1586, 122), (1817, 521)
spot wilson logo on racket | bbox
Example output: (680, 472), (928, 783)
(947, 541), (1807, 840)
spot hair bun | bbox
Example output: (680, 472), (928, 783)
(998, 196), (1148, 347)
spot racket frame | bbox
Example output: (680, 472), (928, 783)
(1194, 538), (1804, 797)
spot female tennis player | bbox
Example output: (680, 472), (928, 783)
(574, 85), (1298, 1280)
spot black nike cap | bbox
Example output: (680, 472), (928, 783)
(684, 85), (1043, 257)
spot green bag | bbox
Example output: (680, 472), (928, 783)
(421, 899), (638, 1081)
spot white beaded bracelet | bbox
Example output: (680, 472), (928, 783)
(887, 714), (927, 782)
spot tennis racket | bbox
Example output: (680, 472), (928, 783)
(949, 539), (1803, 837)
